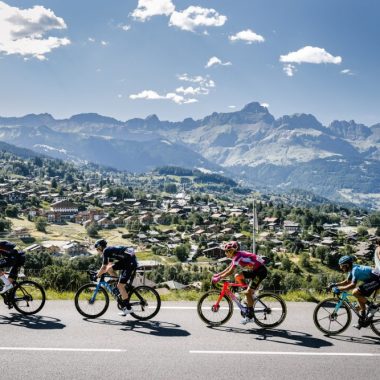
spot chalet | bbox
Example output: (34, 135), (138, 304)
(51, 199), (78, 221)
(263, 217), (279, 230)
(283, 220), (300, 233)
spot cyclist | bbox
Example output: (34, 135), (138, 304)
(212, 241), (267, 324)
(330, 255), (380, 328)
(0, 241), (25, 294)
(94, 239), (138, 316)
(375, 238), (380, 270)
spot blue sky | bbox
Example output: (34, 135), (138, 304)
(1, 0), (379, 126)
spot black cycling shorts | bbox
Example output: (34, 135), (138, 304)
(242, 265), (268, 288)
(358, 277), (380, 297)
(112, 256), (138, 284)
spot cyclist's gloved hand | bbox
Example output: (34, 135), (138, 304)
(90, 273), (98, 282)
(327, 283), (336, 292)
(332, 287), (341, 295)
(212, 275), (221, 284)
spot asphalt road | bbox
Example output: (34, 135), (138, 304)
(0, 301), (379, 380)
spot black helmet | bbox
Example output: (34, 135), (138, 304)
(94, 239), (107, 249)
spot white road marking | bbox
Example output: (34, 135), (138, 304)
(0, 347), (126, 352)
(190, 350), (380, 357)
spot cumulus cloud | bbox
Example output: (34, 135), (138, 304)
(205, 56), (232, 68)
(129, 89), (197, 104)
(280, 46), (342, 64)
(0, 1), (70, 60)
(260, 102), (269, 108)
(131, 0), (175, 21)
(169, 6), (227, 32)
(130, 72), (215, 105)
(229, 29), (264, 44)
(119, 24), (131, 31)
(228, 105), (236, 109)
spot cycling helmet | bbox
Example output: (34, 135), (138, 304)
(94, 239), (107, 249)
(223, 241), (240, 254)
(338, 255), (354, 266)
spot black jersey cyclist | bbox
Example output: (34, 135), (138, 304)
(95, 239), (138, 316)
(0, 241), (25, 294)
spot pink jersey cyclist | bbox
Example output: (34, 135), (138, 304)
(231, 251), (265, 271)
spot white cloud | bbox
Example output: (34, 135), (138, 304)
(0, 1), (70, 60)
(130, 90), (163, 100)
(228, 105), (236, 109)
(177, 73), (215, 88)
(341, 69), (354, 75)
(205, 56), (232, 68)
(229, 29), (264, 44)
(132, 0), (175, 21)
(119, 24), (131, 32)
(260, 102), (269, 108)
(280, 46), (342, 64)
(88, 37), (95, 42)
(129, 89), (197, 105)
(283, 64), (296, 77)
(101, 40), (109, 46)
(169, 6), (227, 32)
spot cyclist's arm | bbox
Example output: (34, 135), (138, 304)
(337, 282), (356, 291)
(217, 264), (235, 279)
(335, 279), (350, 287)
(97, 265), (108, 278)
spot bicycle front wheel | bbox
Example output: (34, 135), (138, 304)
(252, 293), (287, 328)
(74, 283), (109, 319)
(12, 280), (46, 315)
(197, 290), (233, 326)
(129, 286), (161, 321)
(313, 298), (351, 335)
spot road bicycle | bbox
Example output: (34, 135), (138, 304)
(74, 269), (161, 320)
(313, 289), (380, 336)
(197, 280), (287, 328)
(0, 274), (46, 315)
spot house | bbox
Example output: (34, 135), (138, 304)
(283, 220), (300, 233)
(50, 199), (78, 221)
(263, 217), (279, 230)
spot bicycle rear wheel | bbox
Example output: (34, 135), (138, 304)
(74, 283), (109, 319)
(252, 293), (287, 328)
(370, 310), (380, 337)
(129, 286), (161, 321)
(313, 298), (351, 335)
(197, 290), (233, 326)
(12, 280), (46, 315)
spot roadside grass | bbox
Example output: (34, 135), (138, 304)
(44, 288), (327, 302)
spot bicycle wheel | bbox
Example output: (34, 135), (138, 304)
(370, 310), (380, 337)
(252, 293), (287, 328)
(313, 298), (351, 335)
(197, 290), (233, 326)
(12, 280), (46, 315)
(74, 283), (109, 319)
(129, 286), (161, 321)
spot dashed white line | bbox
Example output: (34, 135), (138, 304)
(0, 347), (126, 352)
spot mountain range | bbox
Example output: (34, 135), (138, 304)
(0, 102), (379, 208)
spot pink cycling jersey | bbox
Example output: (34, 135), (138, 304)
(231, 251), (265, 271)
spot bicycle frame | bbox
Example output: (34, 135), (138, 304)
(334, 291), (379, 319)
(216, 281), (249, 314)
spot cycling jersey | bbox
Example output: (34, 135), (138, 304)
(231, 251), (265, 271)
(347, 264), (380, 284)
(102, 246), (137, 284)
(102, 246), (136, 265)
(0, 241), (25, 280)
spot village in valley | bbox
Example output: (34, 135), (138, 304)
(1, 150), (379, 295)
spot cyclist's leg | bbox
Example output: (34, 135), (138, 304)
(353, 287), (369, 321)
(244, 266), (268, 307)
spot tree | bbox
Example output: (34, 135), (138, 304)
(0, 218), (11, 232)
(174, 244), (190, 262)
(86, 222), (99, 238)
(35, 216), (48, 232)
(5, 205), (18, 218)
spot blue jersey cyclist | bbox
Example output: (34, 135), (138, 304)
(330, 255), (380, 328)
(94, 239), (138, 316)
(0, 241), (25, 294)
